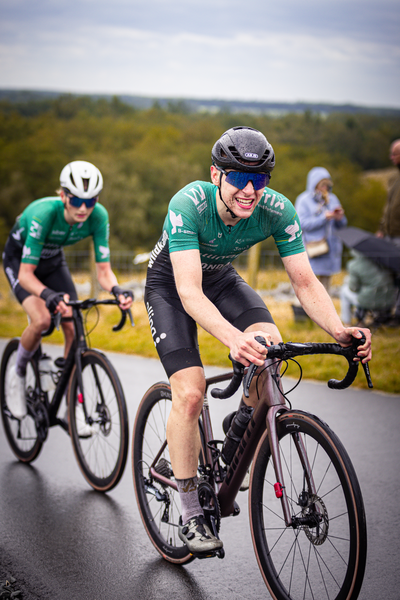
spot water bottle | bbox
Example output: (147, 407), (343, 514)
(221, 405), (254, 465)
(38, 355), (59, 392)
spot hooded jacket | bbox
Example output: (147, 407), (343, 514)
(295, 167), (347, 275)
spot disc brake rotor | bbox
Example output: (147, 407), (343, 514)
(302, 494), (329, 545)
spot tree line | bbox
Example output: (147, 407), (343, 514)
(1, 94), (399, 254)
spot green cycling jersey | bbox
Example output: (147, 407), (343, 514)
(9, 197), (110, 265)
(148, 181), (304, 274)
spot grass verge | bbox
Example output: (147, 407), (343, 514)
(0, 270), (398, 394)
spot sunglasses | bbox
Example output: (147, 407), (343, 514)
(64, 192), (98, 208)
(216, 166), (270, 191)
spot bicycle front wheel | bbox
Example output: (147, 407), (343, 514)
(250, 410), (367, 600)
(0, 338), (43, 462)
(68, 349), (129, 492)
(132, 382), (195, 564)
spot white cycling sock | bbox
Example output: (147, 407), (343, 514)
(176, 476), (203, 525)
(15, 342), (36, 378)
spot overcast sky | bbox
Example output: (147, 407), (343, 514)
(1, 0), (399, 108)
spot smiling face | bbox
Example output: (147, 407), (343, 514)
(210, 165), (265, 225)
(61, 190), (96, 225)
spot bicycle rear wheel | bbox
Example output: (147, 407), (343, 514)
(250, 410), (367, 600)
(132, 382), (195, 564)
(68, 349), (129, 492)
(0, 338), (43, 462)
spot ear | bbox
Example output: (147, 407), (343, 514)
(210, 165), (220, 186)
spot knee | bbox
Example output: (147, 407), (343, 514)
(31, 313), (52, 335)
(172, 386), (205, 421)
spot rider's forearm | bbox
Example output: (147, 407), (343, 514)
(18, 266), (47, 298)
(294, 279), (345, 340)
(179, 288), (241, 348)
(96, 262), (118, 293)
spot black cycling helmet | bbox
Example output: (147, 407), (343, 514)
(211, 126), (275, 173)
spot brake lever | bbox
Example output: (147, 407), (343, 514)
(112, 306), (135, 332)
(243, 336), (268, 398)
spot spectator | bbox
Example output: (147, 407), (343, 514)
(295, 167), (347, 295)
(377, 139), (400, 324)
(340, 251), (396, 326)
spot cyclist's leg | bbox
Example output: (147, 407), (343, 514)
(205, 266), (281, 409)
(3, 241), (48, 373)
(144, 285), (222, 551)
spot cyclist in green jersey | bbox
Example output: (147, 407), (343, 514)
(3, 161), (133, 420)
(144, 126), (372, 555)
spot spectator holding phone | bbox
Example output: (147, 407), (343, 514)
(295, 167), (347, 295)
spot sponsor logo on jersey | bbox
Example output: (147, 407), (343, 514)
(184, 185), (206, 206)
(169, 210), (183, 234)
(99, 245), (110, 259)
(260, 193), (286, 214)
(29, 220), (43, 240)
(22, 245), (31, 258)
(148, 230), (168, 269)
(11, 227), (24, 241)
(285, 221), (300, 242)
(51, 230), (66, 236)
(5, 266), (18, 289)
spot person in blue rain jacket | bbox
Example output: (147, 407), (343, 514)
(295, 166), (347, 294)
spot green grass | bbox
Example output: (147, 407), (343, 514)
(1, 270), (399, 394)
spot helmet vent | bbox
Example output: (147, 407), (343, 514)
(82, 178), (89, 192)
(69, 173), (77, 188)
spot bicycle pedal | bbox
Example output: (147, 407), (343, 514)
(191, 548), (225, 560)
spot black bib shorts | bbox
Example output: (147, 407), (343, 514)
(145, 263), (274, 378)
(3, 236), (78, 305)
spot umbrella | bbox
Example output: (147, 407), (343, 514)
(336, 227), (400, 274)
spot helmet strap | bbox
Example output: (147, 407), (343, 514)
(218, 173), (238, 220)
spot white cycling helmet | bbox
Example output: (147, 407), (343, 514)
(60, 161), (103, 198)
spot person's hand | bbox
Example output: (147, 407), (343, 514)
(40, 288), (69, 316)
(326, 207), (344, 221)
(335, 327), (372, 363)
(229, 331), (270, 367)
(111, 285), (134, 310)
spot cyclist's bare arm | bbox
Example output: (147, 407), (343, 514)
(96, 262), (133, 310)
(18, 263), (69, 316)
(170, 249), (267, 366)
(282, 252), (372, 362)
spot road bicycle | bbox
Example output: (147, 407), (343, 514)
(0, 298), (132, 492)
(132, 334), (372, 600)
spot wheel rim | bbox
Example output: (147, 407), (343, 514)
(2, 353), (40, 457)
(252, 415), (364, 600)
(135, 393), (188, 557)
(71, 359), (123, 484)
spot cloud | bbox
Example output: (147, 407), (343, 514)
(0, 0), (399, 107)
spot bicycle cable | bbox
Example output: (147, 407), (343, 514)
(84, 305), (100, 347)
(255, 358), (304, 410)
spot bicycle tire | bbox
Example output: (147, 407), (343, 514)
(249, 410), (367, 600)
(132, 382), (196, 564)
(0, 338), (43, 462)
(68, 349), (129, 492)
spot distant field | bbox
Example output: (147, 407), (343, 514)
(0, 269), (398, 394)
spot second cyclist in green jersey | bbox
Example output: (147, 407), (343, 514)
(3, 160), (133, 420)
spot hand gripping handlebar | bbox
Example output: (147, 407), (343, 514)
(211, 333), (373, 400)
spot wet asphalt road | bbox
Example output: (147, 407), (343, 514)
(1, 338), (400, 600)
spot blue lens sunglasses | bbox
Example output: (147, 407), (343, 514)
(215, 166), (271, 190)
(63, 190), (98, 208)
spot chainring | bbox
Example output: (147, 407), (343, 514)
(198, 480), (221, 534)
